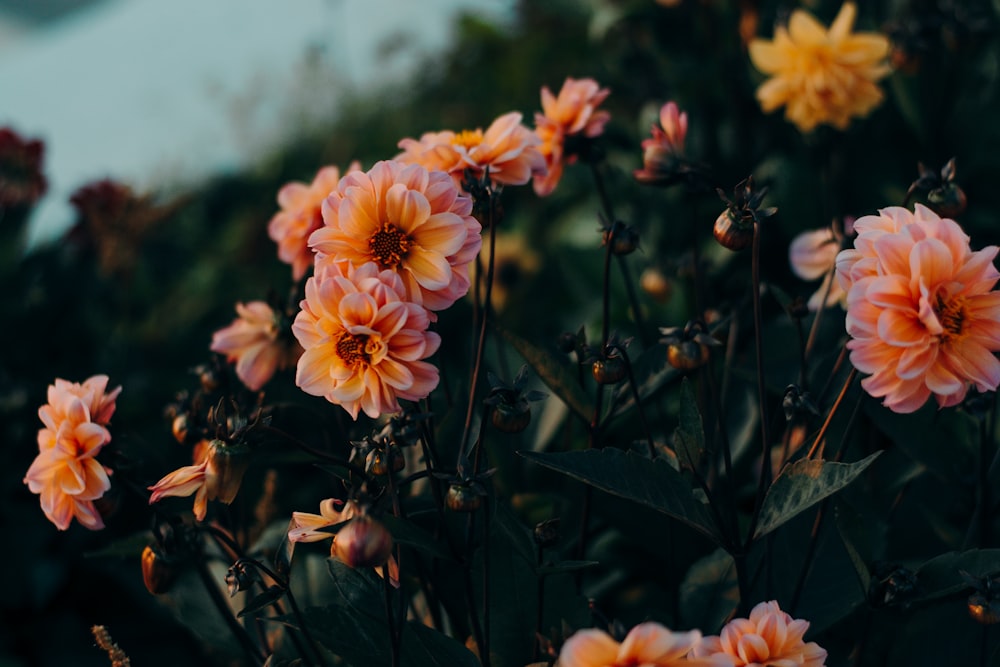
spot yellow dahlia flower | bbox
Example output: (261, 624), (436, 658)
(748, 2), (891, 133)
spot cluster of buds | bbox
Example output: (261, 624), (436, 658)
(905, 158), (967, 218)
(485, 365), (547, 434)
(713, 176), (776, 251)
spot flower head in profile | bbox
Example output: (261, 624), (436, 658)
(396, 112), (546, 188)
(789, 225), (849, 310)
(148, 439), (249, 521)
(635, 101), (700, 186)
(268, 165), (353, 281)
(835, 204), (1000, 413)
(692, 600), (827, 666)
(533, 77), (611, 196)
(293, 261), (441, 419)
(0, 126), (47, 209)
(210, 301), (301, 391)
(25, 376), (120, 530)
(311, 160), (481, 312)
(748, 2), (891, 132)
(288, 498), (399, 585)
(557, 622), (729, 667)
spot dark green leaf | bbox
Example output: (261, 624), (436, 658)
(833, 501), (873, 595)
(520, 448), (723, 545)
(401, 622), (480, 667)
(674, 377), (706, 468)
(496, 324), (592, 423)
(753, 451), (881, 539)
(237, 584), (286, 618)
(381, 514), (454, 561)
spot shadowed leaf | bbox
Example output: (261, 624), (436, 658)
(753, 452), (881, 539)
(520, 448), (723, 545)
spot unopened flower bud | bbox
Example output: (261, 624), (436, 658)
(141, 544), (177, 595)
(602, 221), (639, 256)
(533, 518), (561, 549)
(491, 401), (531, 434)
(968, 592), (1000, 625)
(713, 209), (754, 251)
(366, 448), (389, 477)
(333, 516), (394, 569)
(446, 483), (484, 512)
(928, 183), (967, 218)
(592, 356), (627, 385)
(666, 339), (710, 371)
(225, 561), (255, 597)
(639, 267), (672, 303)
(206, 439), (249, 505)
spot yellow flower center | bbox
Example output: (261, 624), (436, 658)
(336, 332), (370, 367)
(369, 223), (412, 268)
(451, 129), (483, 150)
(935, 294), (968, 344)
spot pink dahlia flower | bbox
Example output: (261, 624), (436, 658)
(268, 165), (354, 281)
(396, 111), (546, 188)
(292, 261), (441, 419)
(836, 204), (1000, 413)
(311, 160), (481, 312)
(25, 379), (117, 530)
(693, 600), (826, 667)
(533, 77), (611, 196)
(210, 301), (300, 391)
(557, 622), (729, 667)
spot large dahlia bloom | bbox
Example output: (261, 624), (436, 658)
(557, 623), (729, 667)
(748, 2), (891, 133)
(292, 261), (441, 419)
(210, 301), (301, 391)
(691, 600), (827, 667)
(533, 77), (611, 196)
(268, 165), (349, 281)
(24, 376), (120, 530)
(396, 111), (546, 188)
(836, 204), (1000, 413)
(311, 160), (481, 312)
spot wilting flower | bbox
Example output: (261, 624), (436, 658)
(557, 623), (729, 667)
(396, 112), (546, 188)
(289, 498), (399, 585)
(748, 2), (891, 133)
(148, 439), (249, 521)
(789, 226), (847, 310)
(311, 160), (481, 312)
(0, 127), (47, 209)
(25, 375), (120, 530)
(210, 301), (301, 391)
(268, 165), (350, 281)
(533, 77), (611, 196)
(634, 102), (689, 185)
(293, 261), (441, 419)
(835, 204), (1000, 413)
(692, 600), (827, 666)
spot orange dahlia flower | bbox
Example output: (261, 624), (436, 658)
(748, 2), (891, 133)
(210, 301), (301, 391)
(311, 160), (481, 312)
(533, 77), (611, 196)
(268, 165), (353, 281)
(25, 379), (117, 530)
(835, 204), (1000, 413)
(148, 439), (249, 521)
(292, 261), (441, 419)
(692, 600), (827, 666)
(558, 622), (730, 667)
(396, 111), (546, 188)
